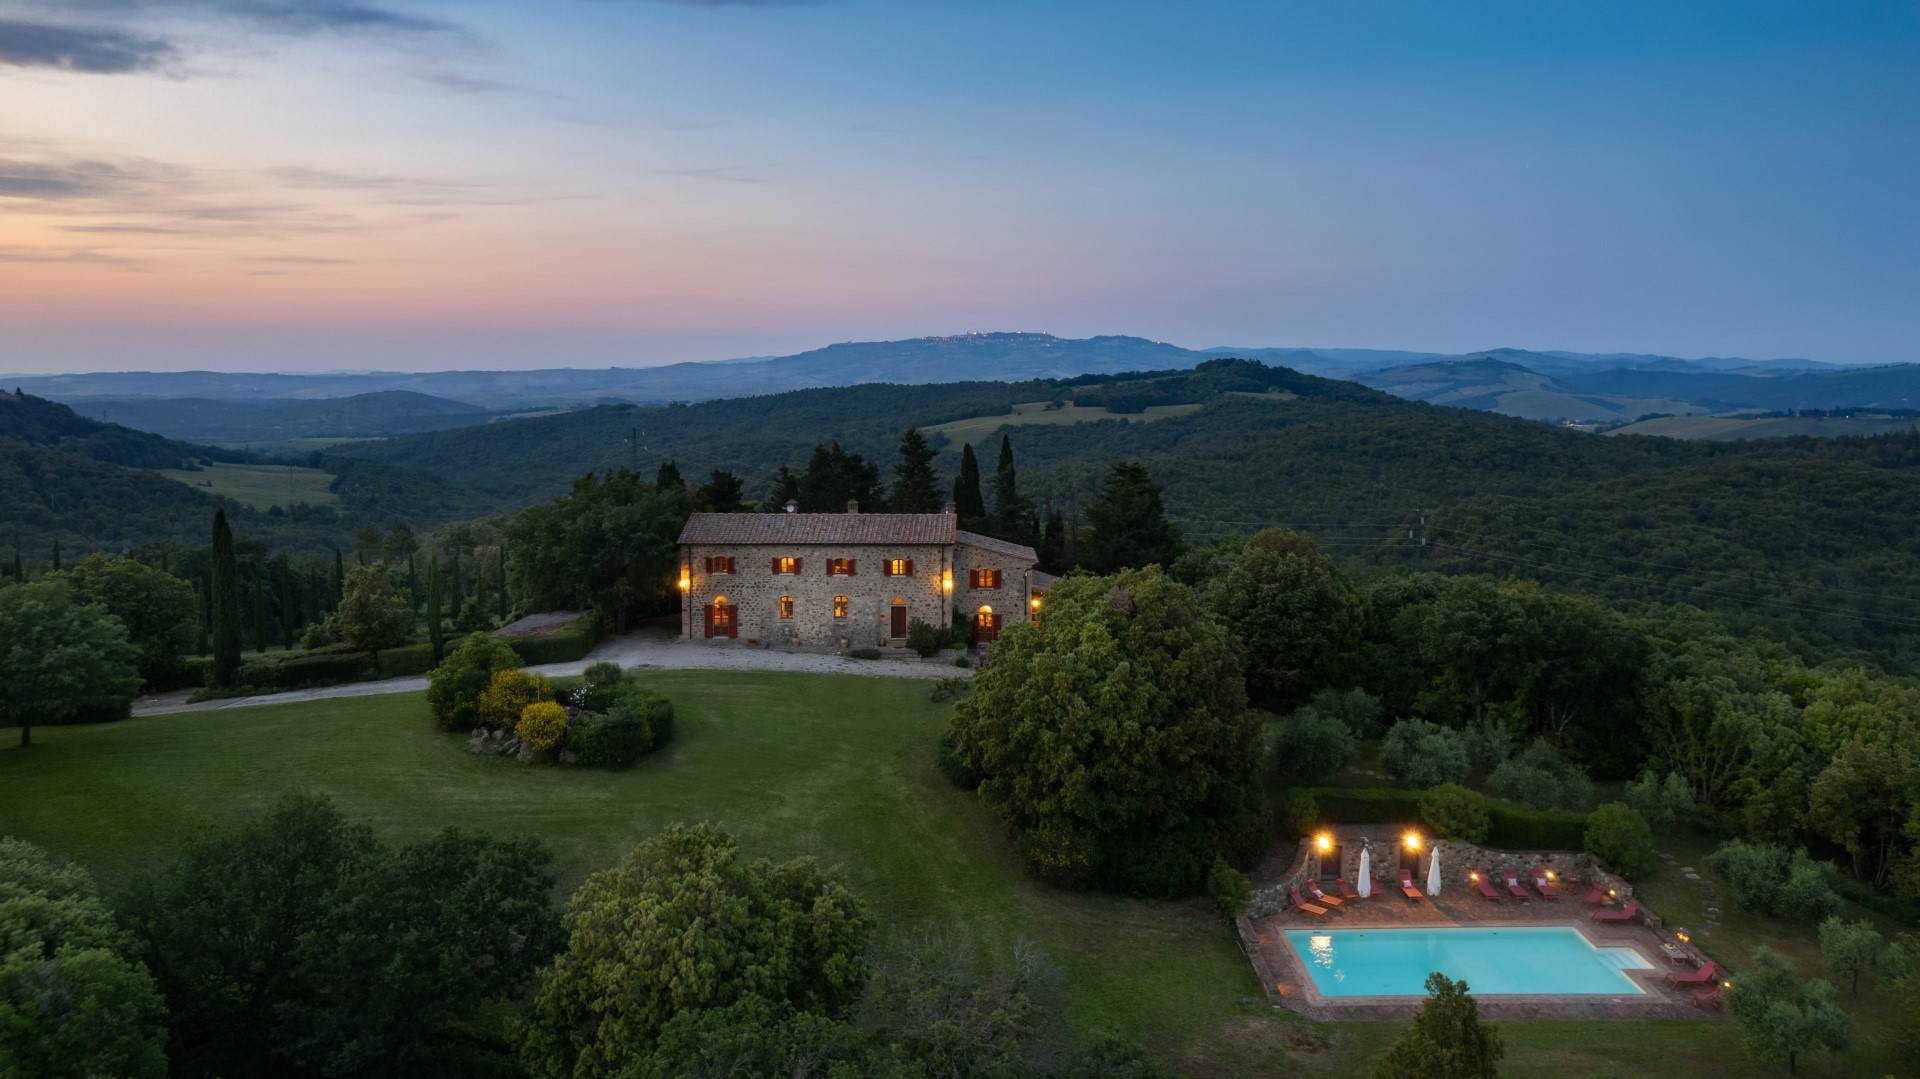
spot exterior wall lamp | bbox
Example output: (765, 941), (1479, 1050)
(677, 568), (691, 592)
(1402, 830), (1421, 852)
(941, 569), (953, 594)
(1314, 832), (1333, 854)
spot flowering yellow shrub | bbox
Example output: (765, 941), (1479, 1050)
(516, 701), (569, 753)
(478, 669), (552, 730)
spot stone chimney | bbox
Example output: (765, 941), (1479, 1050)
(783, 499), (798, 514)
(943, 500), (957, 515)
(846, 500), (859, 514)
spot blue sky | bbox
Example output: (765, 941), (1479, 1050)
(1, 0), (1916, 370)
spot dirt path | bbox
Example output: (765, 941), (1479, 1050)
(132, 632), (971, 717)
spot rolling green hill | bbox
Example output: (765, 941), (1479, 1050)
(1608, 413), (1920, 441)
(1355, 357), (1707, 423)
(68, 390), (488, 443)
(0, 389), (244, 470)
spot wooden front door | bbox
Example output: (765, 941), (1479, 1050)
(972, 608), (1000, 643)
(889, 603), (908, 639)
(705, 602), (736, 638)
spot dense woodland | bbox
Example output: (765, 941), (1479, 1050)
(8, 360), (1920, 674)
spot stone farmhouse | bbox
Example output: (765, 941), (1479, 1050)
(676, 501), (1050, 649)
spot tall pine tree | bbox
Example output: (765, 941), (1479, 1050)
(251, 572), (268, 655)
(425, 552), (445, 664)
(890, 428), (942, 513)
(331, 548), (345, 609)
(209, 509), (243, 687)
(280, 562), (296, 651)
(448, 547), (463, 623)
(952, 443), (986, 527)
(1037, 503), (1070, 574)
(496, 543), (510, 622)
(1079, 461), (1181, 574)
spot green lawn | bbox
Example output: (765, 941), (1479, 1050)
(926, 400), (1204, 444)
(157, 461), (339, 510)
(0, 673), (1888, 1077)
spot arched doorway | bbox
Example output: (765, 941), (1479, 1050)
(705, 595), (736, 639)
(889, 597), (908, 640)
(973, 604), (1000, 644)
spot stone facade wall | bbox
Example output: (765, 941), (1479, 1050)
(952, 540), (1035, 637)
(681, 542), (951, 649)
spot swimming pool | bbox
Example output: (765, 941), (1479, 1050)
(1284, 926), (1652, 997)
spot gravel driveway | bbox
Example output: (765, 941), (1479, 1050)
(131, 631), (971, 717)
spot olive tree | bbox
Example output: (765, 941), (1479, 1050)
(522, 823), (872, 1079)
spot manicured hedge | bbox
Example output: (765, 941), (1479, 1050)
(1302, 786), (1588, 851)
(375, 643), (435, 677)
(144, 657), (211, 694)
(237, 652), (376, 690)
(506, 617), (598, 666)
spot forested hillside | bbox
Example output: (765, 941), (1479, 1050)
(334, 360), (1920, 669)
(0, 391), (245, 470)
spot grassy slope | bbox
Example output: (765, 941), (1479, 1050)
(1, 671), (1887, 1078)
(156, 461), (339, 510)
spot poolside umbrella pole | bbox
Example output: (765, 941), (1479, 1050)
(1357, 844), (1371, 898)
(1427, 846), (1442, 896)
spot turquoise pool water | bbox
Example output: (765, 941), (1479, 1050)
(1285, 926), (1651, 997)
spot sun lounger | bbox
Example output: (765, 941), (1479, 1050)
(1667, 961), (1719, 986)
(1583, 884), (1609, 905)
(1396, 868), (1424, 900)
(1334, 878), (1362, 900)
(1473, 869), (1501, 900)
(1290, 887), (1328, 919)
(1503, 868), (1530, 900)
(1302, 880), (1343, 907)
(1532, 872), (1561, 899)
(1691, 985), (1723, 1011)
(1593, 899), (1641, 923)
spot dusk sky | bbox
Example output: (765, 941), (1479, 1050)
(2, 1), (1916, 372)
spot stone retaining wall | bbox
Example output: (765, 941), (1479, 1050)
(1250, 831), (1635, 916)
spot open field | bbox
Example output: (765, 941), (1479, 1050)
(0, 672), (1899, 1076)
(157, 460), (339, 509)
(926, 400), (1204, 443)
(1608, 414), (1920, 441)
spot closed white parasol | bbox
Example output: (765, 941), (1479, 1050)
(1427, 845), (1442, 896)
(1357, 845), (1371, 898)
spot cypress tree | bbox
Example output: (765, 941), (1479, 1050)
(332, 548), (345, 608)
(952, 443), (986, 526)
(990, 435), (1034, 543)
(280, 563), (296, 651)
(251, 571), (268, 655)
(426, 552), (445, 664)
(890, 428), (942, 513)
(406, 551), (419, 607)
(496, 545), (509, 623)
(1037, 503), (1070, 574)
(1078, 461), (1181, 574)
(209, 509), (243, 687)
(195, 575), (210, 655)
(448, 548), (463, 622)
(51, 540), (60, 572)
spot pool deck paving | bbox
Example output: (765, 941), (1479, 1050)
(1244, 885), (1720, 1022)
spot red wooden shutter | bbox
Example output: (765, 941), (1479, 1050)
(793, 558), (802, 574)
(771, 557), (780, 574)
(703, 556), (712, 573)
(728, 614), (737, 639)
(993, 613), (1003, 638)
(848, 559), (857, 575)
(703, 604), (714, 638)
(906, 559), (914, 577)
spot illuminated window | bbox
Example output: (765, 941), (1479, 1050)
(778, 595), (795, 620)
(703, 556), (735, 574)
(976, 605), (994, 627)
(774, 556), (799, 575)
(833, 595), (849, 619)
(827, 558), (856, 576)
(884, 558), (910, 577)
(970, 569), (1002, 589)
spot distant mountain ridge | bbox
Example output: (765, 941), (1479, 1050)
(6, 332), (1881, 410)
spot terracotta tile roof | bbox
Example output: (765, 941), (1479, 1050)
(1032, 571), (1059, 591)
(678, 511), (956, 546)
(956, 529), (1038, 562)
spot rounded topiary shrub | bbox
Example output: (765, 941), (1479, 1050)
(1418, 783), (1491, 843)
(571, 683), (675, 768)
(1379, 718), (1471, 789)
